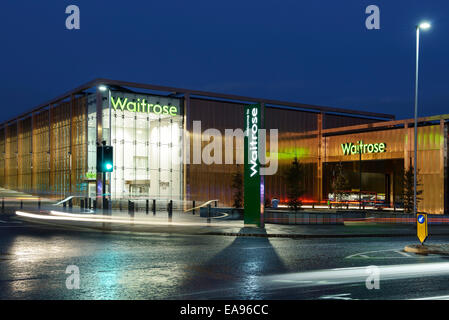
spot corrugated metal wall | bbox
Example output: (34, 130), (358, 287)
(0, 96), (87, 198)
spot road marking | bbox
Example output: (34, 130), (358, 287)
(273, 280), (314, 284)
(320, 293), (353, 300)
(395, 250), (412, 257)
(346, 249), (425, 259)
(413, 295), (449, 300)
(0, 226), (24, 228)
(0, 220), (22, 224)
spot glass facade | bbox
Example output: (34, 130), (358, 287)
(87, 91), (183, 201)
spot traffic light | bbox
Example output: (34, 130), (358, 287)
(97, 145), (113, 172)
(103, 146), (113, 172)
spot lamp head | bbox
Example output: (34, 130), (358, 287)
(419, 22), (431, 30)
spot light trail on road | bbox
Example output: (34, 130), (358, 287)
(15, 210), (241, 228)
(263, 262), (449, 289)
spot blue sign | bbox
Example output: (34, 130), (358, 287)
(418, 214), (425, 224)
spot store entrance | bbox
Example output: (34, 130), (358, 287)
(323, 159), (403, 208)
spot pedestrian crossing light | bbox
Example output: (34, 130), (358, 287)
(97, 145), (113, 172)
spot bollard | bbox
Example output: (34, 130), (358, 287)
(87, 198), (91, 209)
(2, 197), (4, 213)
(168, 200), (173, 221)
(215, 200), (217, 208)
(119, 201), (122, 211)
(207, 204), (211, 223)
(192, 200), (195, 215)
(146, 199), (149, 215)
(128, 200), (135, 217)
(80, 199), (84, 210)
(93, 199), (96, 211)
(152, 199), (156, 216)
(69, 198), (73, 211)
(312, 203), (315, 209)
(38, 198), (41, 210)
(20, 200), (23, 209)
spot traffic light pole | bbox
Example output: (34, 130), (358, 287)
(103, 171), (107, 213)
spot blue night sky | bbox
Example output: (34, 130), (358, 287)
(0, 0), (447, 122)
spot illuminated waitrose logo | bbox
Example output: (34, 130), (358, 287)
(247, 107), (259, 177)
(111, 96), (179, 116)
(341, 140), (386, 155)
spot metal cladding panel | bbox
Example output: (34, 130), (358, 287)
(0, 96), (88, 199)
(186, 98), (244, 206)
(264, 108), (319, 204)
(0, 127), (4, 186)
(323, 114), (381, 129)
(5, 123), (18, 189)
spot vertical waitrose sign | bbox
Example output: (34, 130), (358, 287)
(244, 104), (261, 226)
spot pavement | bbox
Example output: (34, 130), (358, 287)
(404, 244), (449, 255)
(2, 186), (449, 240)
(8, 207), (449, 239)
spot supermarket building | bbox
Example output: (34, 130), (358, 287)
(0, 79), (447, 214)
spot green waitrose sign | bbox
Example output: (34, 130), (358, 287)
(341, 140), (386, 155)
(244, 104), (262, 227)
(111, 96), (179, 116)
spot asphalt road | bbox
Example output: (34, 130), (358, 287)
(1, 215), (449, 300)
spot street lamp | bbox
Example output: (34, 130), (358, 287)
(98, 85), (112, 211)
(97, 85), (112, 145)
(413, 21), (431, 215)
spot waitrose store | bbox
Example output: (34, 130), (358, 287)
(0, 79), (447, 214)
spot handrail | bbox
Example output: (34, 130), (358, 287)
(184, 199), (219, 213)
(53, 196), (75, 206)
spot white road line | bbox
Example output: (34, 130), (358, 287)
(346, 249), (419, 259)
(320, 293), (353, 300)
(413, 295), (449, 300)
(0, 226), (24, 228)
(395, 250), (412, 257)
(272, 280), (314, 284)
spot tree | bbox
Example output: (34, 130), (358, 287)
(332, 162), (349, 208)
(402, 165), (422, 213)
(231, 165), (243, 209)
(283, 156), (305, 212)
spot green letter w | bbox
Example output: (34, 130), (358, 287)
(341, 143), (352, 155)
(111, 97), (127, 111)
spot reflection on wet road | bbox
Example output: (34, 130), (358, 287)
(1, 221), (449, 299)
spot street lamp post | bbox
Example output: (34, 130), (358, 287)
(413, 22), (431, 215)
(98, 85), (112, 212)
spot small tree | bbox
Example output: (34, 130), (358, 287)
(402, 165), (422, 213)
(283, 156), (305, 212)
(231, 165), (243, 209)
(332, 162), (349, 208)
